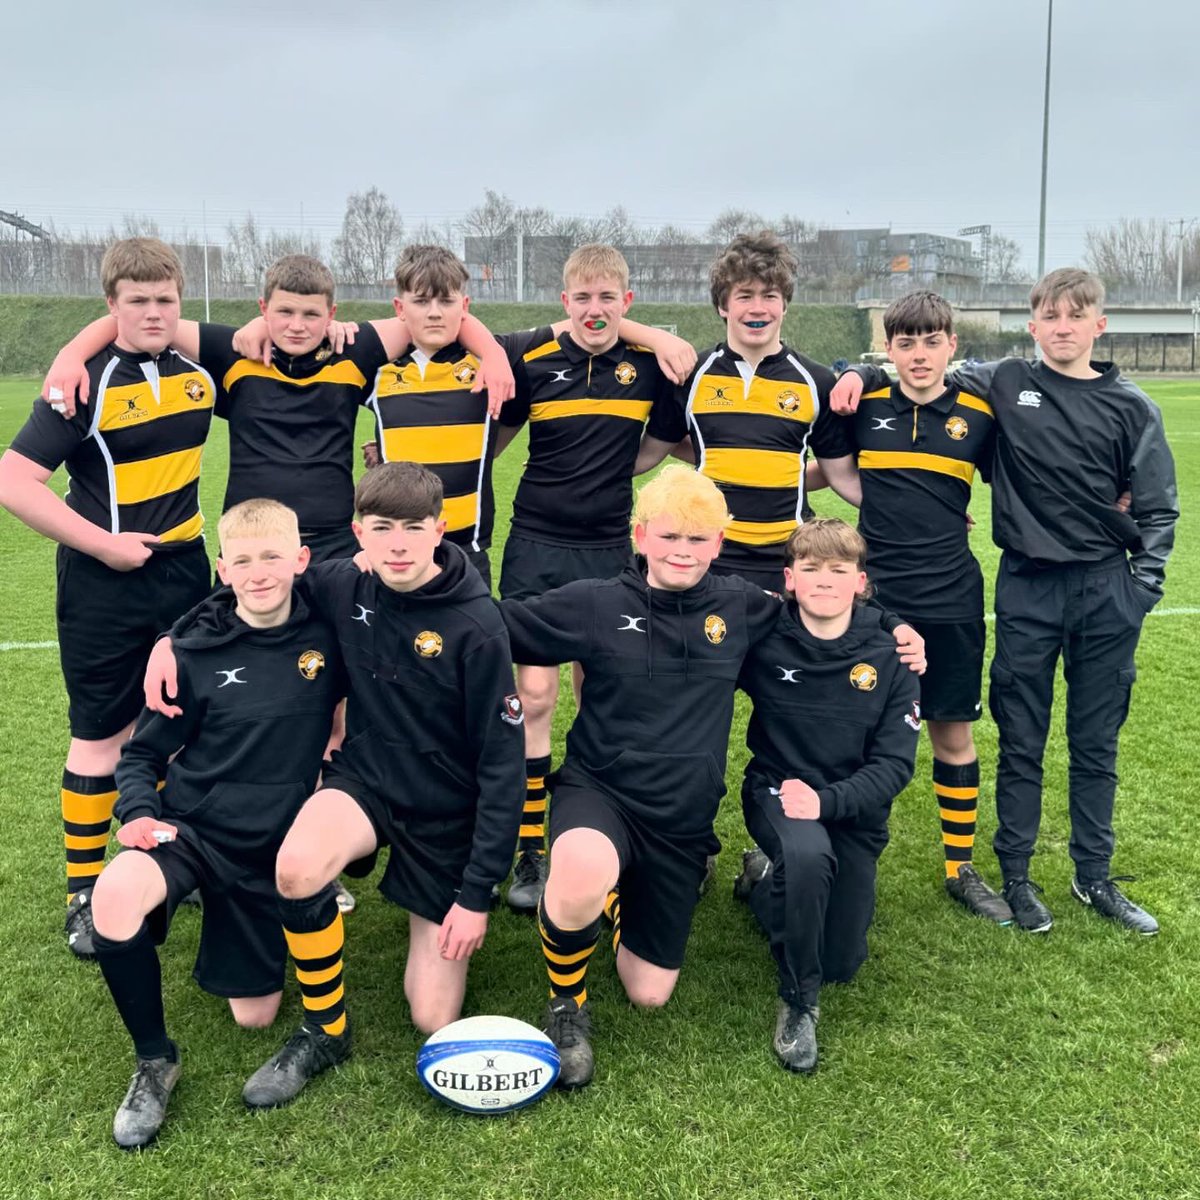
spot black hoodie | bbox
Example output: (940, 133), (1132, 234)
(738, 603), (920, 827)
(115, 590), (345, 866)
(499, 562), (781, 839)
(304, 543), (525, 913)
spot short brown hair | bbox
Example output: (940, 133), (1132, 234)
(785, 517), (867, 570)
(883, 290), (954, 340)
(709, 231), (796, 312)
(217, 498), (300, 551)
(562, 244), (629, 292)
(263, 254), (335, 304)
(393, 244), (469, 298)
(100, 237), (184, 300)
(355, 461), (443, 522)
(1029, 267), (1105, 315)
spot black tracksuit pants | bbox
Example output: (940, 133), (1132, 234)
(990, 552), (1149, 884)
(743, 781), (888, 1009)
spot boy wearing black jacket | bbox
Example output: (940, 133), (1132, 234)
(91, 499), (344, 1148)
(734, 519), (920, 1073)
(497, 467), (926, 1090)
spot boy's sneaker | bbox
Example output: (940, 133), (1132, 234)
(774, 1000), (819, 1074)
(1001, 877), (1053, 933)
(65, 890), (96, 958)
(1071, 876), (1159, 935)
(733, 848), (771, 904)
(242, 1018), (353, 1109)
(334, 881), (356, 914)
(507, 850), (547, 913)
(945, 865), (1014, 925)
(112, 1049), (181, 1150)
(542, 996), (593, 1090)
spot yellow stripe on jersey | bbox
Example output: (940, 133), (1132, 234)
(522, 340), (561, 364)
(98, 374), (215, 432)
(222, 359), (367, 392)
(859, 450), (975, 483)
(725, 517), (799, 546)
(158, 511), (205, 544)
(382, 423), (485, 465)
(374, 360), (477, 396)
(955, 392), (994, 418)
(440, 492), (479, 533)
(862, 388), (892, 402)
(703, 448), (801, 489)
(529, 399), (652, 423)
(691, 374), (816, 422)
(113, 445), (203, 505)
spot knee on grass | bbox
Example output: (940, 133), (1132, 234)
(229, 994), (282, 1029)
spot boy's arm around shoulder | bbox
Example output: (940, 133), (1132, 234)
(495, 581), (597, 666)
(816, 653), (920, 825)
(456, 627), (527, 912)
(1127, 391), (1179, 600)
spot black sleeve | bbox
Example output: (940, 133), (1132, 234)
(1128, 398), (1179, 596)
(864, 598), (908, 636)
(196, 324), (241, 420)
(976, 422), (996, 485)
(848, 364), (893, 395)
(114, 665), (202, 824)
(301, 559), (361, 619)
(497, 326), (554, 428)
(456, 631), (527, 912)
(345, 321), (391, 385)
(946, 360), (1002, 402)
(647, 370), (690, 444)
(812, 400), (855, 460)
(816, 664), (919, 824)
(8, 399), (89, 472)
(496, 582), (596, 665)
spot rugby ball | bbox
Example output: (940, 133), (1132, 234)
(417, 1015), (560, 1114)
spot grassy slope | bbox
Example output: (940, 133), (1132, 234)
(0, 377), (1196, 1199)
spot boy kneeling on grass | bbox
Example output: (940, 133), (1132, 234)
(93, 499), (344, 1148)
(735, 518), (921, 1073)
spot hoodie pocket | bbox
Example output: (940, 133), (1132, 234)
(176, 781), (308, 850)
(588, 749), (725, 825)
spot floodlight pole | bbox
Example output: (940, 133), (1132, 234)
(1037, 0), (1053, 278)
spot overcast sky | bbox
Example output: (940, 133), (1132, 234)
(6, 0), (1198, 271)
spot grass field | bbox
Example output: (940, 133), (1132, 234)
(0, 376), (1196, 1199)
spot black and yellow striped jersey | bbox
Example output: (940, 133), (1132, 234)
(851, 382), (995, 621)
(671, 344), (852, 573)
(11, 345), (215, 548)
(498, 327), (678, 548)
(198, 323), (390, 532)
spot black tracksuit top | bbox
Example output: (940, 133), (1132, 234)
(306, 544), (525, 912)
(115, 591), (345, 863)
(738, 603), (920, 828)
(499, 562), (781, 838)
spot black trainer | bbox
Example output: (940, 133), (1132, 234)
(242, 1018), (353, 1109)
(507, 850), (547, 914)
(733, 848), (771, 904)
(1001, 877), (1053, 933)
(113, 1049), (181, 1150)
(543, 996), (593, 1090)
(1071, 876), (1159, 936)
(774, 1000), (819, 1073)
(946, 864), (1014, 925)
(65, 889), (96, 958)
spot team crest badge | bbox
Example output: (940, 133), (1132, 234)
(297, 650), (326, 680)
(849, 662), (878, 691)
(183, 377), (206, 402)
(945, 415), (969, 440)
(777, 389), (802, 414)
(704, 614), (727, 645)
(314, 346), (333, 363)
(501, 693), (525, 726)
(414, 630), (444, 658)
(453, 359), (477, 386)
(615, 362), (637, 386)
(904, 700), (922, 731)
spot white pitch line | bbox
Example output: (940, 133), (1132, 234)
(984, 607), (1200, 622)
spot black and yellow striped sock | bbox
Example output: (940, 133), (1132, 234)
(279, 887), (347, 1037)
(519, 755), (551, 855)
(603, 889), (621, 952)
(538, 898), (599, 1006)
(934, 758), (979, 880)
(62, 769), (116, 903)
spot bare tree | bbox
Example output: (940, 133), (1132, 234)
(989, 233), (1029, 284)
(332, 187), (404, 285)
(1084, 218), (1175, 289)
(706, 208), (768, 243)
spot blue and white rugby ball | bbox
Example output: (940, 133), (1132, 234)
(417, 1015), (560, 1114)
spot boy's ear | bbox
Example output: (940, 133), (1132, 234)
(215, 556), (230, 586)
(632, 522), (647, 553)
(325, 303), (336, 326)
(294, 544), (312, 576)
(783, 564), (795, 592)
(258, 296), (268, 317)
(854, 570), (868, 595)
